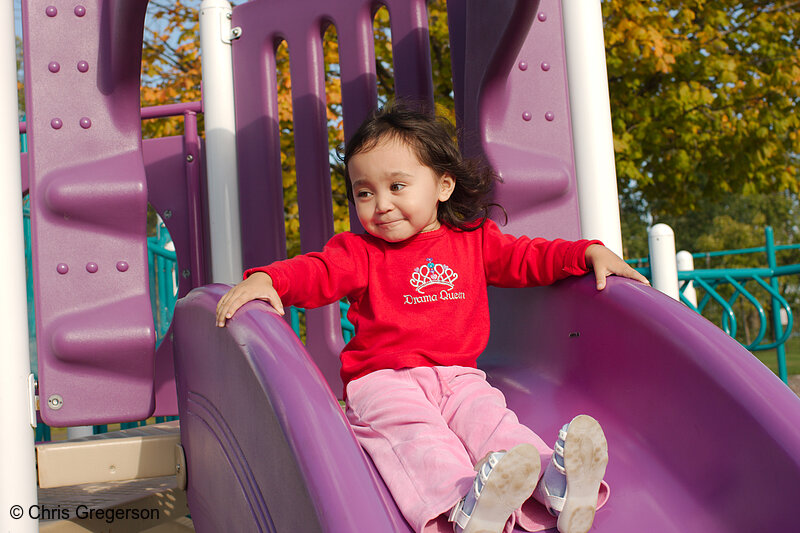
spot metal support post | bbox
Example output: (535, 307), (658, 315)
(676, 250), (698, 307)
(648, 224), (679, 300)
(1, 0), (39, 530)
(765, 226), (788, 383)
(562, 0), (624, 257)
(200, 0), (243, 283)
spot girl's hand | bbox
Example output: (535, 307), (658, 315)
(585, 244), (650, 290)
(215, 272), (285, 327)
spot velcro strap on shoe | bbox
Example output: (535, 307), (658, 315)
(449, 497), (470, 529)
(552, 444), (566, 474)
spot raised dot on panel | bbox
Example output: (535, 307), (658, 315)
(545, 111), (555, 122)
(86, 262), (98, 273)
(79, 117), (92, 129)
(45, 6), (57, 17)
(518, 61), (528, 71)
(522, 111), (532, 121)
(56, 263), (69, 274)
(77, 61), (89, 73)
(74, 5), (86, 17)
(48, 62), (60, 73)
(116, 261), (129, 272)
(537, 12), (547, 22)
(541, 62), (551, 72)
(50, 118), (63, 129)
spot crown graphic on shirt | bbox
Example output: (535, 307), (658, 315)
(410, 257), (458, 293)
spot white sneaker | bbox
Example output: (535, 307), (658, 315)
(449, 444), (540, 533)
(534, 415), (608, 533)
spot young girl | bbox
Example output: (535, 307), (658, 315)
(216, 104), (649, 533)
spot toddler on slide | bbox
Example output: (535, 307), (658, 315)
(217, 103), (646, 532)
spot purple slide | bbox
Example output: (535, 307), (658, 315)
(173, 276), (800, 532)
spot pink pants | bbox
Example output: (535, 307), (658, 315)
(345, 366), (556, 533)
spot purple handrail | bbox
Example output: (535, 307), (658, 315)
(19, 100), (204, 133)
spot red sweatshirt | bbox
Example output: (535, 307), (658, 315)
(244, 219), (599, 387)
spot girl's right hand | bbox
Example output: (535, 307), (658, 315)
(215, 272), (285, 327)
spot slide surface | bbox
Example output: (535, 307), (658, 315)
(483, 276), (800, 532)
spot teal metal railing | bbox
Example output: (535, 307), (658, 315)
(289, 301), (355, 343)
(148, 224), (178, 344)
(628, 226), (800, 384)
(22, 197), (35, 370)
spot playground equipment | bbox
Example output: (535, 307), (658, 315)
(636, 224), (800, 384)
(5, 0), (800, 532)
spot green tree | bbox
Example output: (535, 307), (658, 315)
(603, 1), (800, 256)
(141, 0), (211, 138)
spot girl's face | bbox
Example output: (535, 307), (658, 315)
(348, 137), (454, 242)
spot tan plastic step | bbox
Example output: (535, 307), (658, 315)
(37, 422), (181, 488)
(37, 475), (192, 532)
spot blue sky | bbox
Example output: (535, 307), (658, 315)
(13, 0), (21, 37)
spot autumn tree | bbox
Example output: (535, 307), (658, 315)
(277, 26), (350, 258)
(16, 36), (24, 117)
(140, 0), (210, 138)
(603, 1), (800, 256)
(602, 0), (800, 341)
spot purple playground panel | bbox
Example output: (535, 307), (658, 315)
(450, 0), (582, 240)
(22, 1), (201, 423)
(230, 0), (583, 397)
(231, 0), (447, 394)
(23, 0), (155, 426)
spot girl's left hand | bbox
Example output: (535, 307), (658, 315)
(585, 244), (651, 290)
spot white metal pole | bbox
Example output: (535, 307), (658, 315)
(200, 0), (243, 284)
(676, 250), (698, 307)
(1, 0), (39, 530)
(649, 224), (679, 300)
(561, 0), (624, 258)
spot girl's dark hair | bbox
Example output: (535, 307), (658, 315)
(342, 101), (504, 231)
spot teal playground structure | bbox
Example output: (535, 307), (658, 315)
(147, 223), (179, 345)
(629, 226), (800, 384)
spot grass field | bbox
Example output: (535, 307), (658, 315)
(753, 335), (800, 377)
